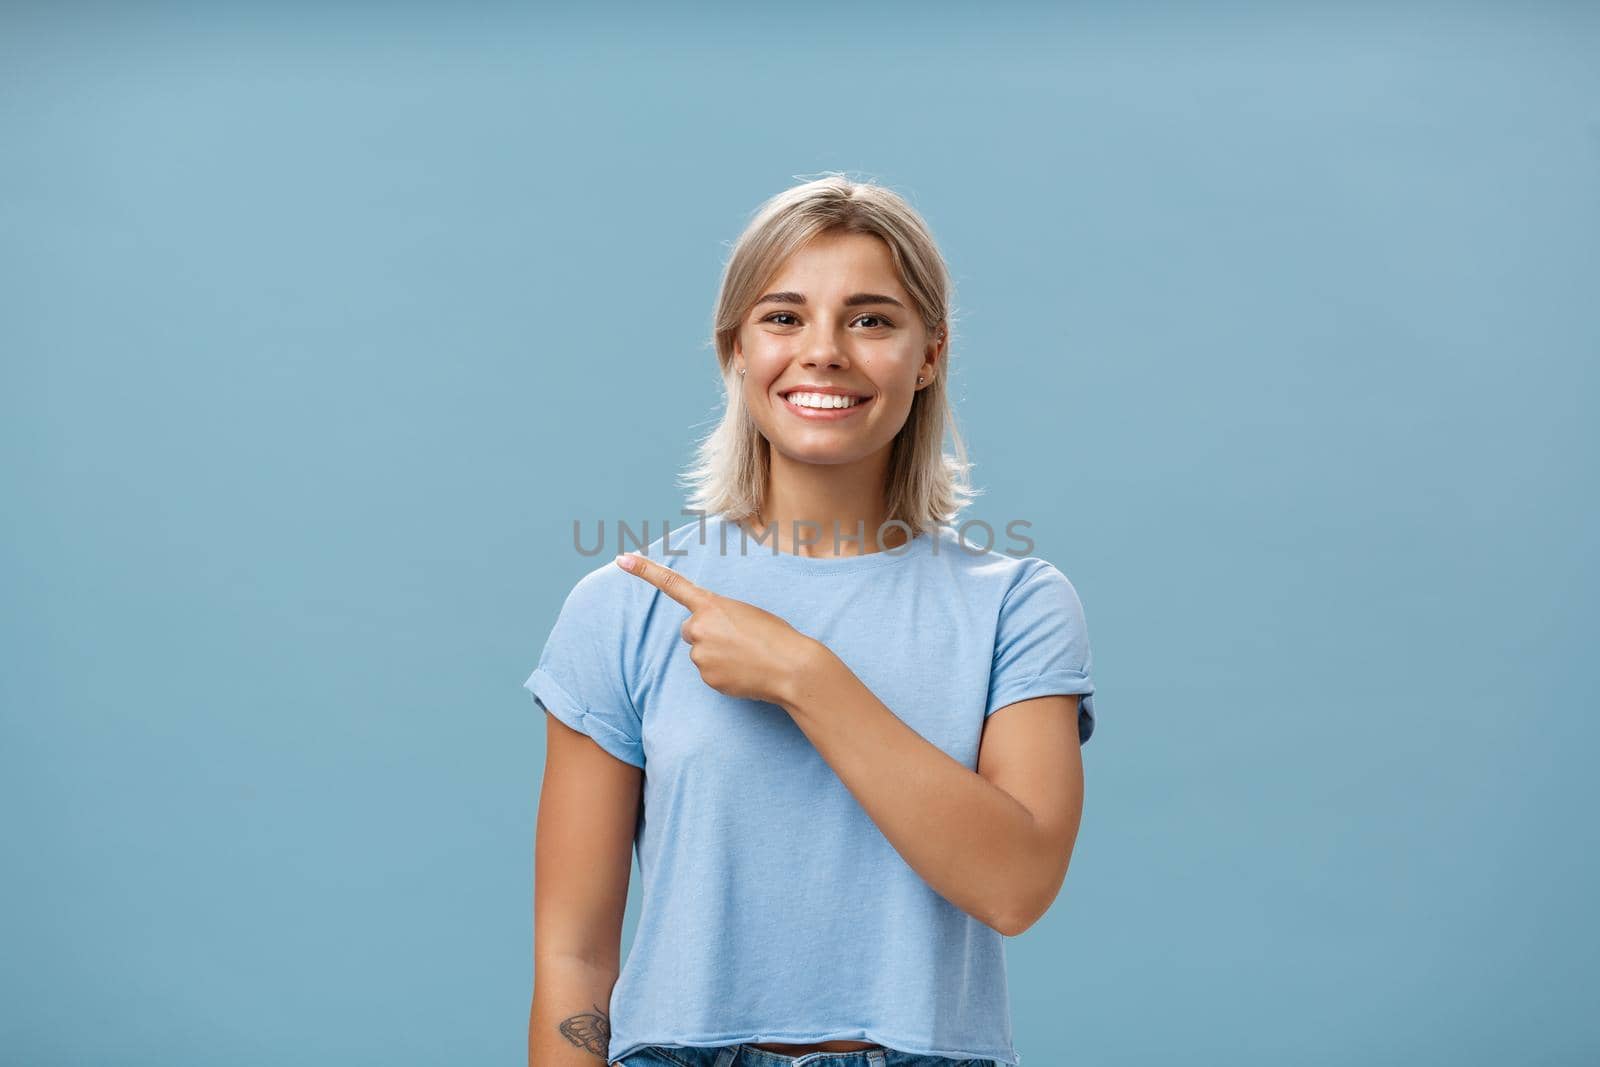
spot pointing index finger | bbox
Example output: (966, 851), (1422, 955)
(614, 552), (710, 610)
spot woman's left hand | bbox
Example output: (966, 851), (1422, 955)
(614, 551), (819, 706)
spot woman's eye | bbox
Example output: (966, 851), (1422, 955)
(760, 312), (893, 329)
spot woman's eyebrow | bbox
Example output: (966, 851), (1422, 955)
(754, 291), (907, 310)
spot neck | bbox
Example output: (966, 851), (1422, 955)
(755, 447), (907, 558)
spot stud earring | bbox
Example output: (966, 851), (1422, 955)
(738, 367), (745, 376)
(917, 376), (925, 385)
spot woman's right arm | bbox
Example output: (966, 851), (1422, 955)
(529, 711), (643, 1067)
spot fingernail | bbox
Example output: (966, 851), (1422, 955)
(614, 553), (636, 572)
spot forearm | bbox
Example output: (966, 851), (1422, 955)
(776, 641), (1045, 935)
(530, 955), (621, 1067)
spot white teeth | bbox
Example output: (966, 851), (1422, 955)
(787, 391), (863, 409)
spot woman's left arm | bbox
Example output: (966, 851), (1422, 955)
(614, 550), (1085, 937)
(778, 640), (1084, 938)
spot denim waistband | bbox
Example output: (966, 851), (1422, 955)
(623, 1043), (995, 1067)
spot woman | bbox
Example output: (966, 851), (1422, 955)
(526, 176), (1097, 1067)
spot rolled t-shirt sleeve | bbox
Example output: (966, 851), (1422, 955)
(985, 561), (1098, 744)
(524, 567), (645, 768)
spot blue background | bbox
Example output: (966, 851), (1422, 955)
(4, 3), (1596, 1064)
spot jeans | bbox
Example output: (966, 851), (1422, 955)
(612, 1044), (1000, 1067)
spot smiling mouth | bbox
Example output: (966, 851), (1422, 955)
(778, 389), (873, 411)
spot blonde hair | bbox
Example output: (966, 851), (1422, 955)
(680, 174), (980, 538)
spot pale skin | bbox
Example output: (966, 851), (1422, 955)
(531, 231), (1085, 1065)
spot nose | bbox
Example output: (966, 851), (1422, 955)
(801, 329), (851, 371)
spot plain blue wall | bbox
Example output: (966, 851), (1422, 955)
(3, 3), (1595, 1064)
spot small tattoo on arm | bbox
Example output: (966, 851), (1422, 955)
(557, 1002), (611, 1059)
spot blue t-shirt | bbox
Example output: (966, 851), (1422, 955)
(524, 513), (1096, 1066)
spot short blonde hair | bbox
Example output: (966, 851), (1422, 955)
(681, 174), (980, 537)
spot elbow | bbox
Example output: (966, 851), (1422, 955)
(984, 877), (1052, 937)
(987, 913), (1024, 938)
(989, 896), (1046, 938)
(994, 811), (1079, 936)
(989, 849), (1070, 936)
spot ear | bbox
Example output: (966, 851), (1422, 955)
(924, 322), (946, 368)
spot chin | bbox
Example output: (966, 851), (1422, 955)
(769, 436), (888, 467)
(772, 446), (857, 466)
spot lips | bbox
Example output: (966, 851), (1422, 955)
(777, 387), (872, 400)
(779, 391), (875, 418)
